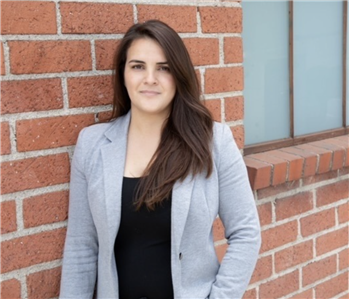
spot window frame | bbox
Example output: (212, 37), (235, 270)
(244, 0), (349, 155)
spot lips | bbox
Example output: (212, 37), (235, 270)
(140, 90), (160, 96)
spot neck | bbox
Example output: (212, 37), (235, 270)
(129, 110), (168, 136)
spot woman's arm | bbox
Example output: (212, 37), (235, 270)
(209, 124), (261, 299)
(59, 129), (98, 299)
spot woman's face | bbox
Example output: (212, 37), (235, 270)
(124, 38), (176, 118)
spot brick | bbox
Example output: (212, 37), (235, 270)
(261, 220), (298, 253)
(250, 153), (287, 186)
(23, 191), (69, 228)
(205, 67), (243, 94)
(213, 217), (225, 242)
(61, 3), (132, 34)
(338, 292), (349, 299)
(316, 226), (348, 256)
(0, 278), (21, 299)
(1, 153), (70, 195)
(27, 267), (61, 299)
(315, 272), (348, 299)
(1, 1), (56, 35)
(1, 201), (17, 234)
(257, 202), (272, 226)
(231, 125), (244, 149)
(339, 166), (349, 176)
(1, 122), (10, 155)
(16, 114), (94, 152)
(300, 208), (335, 237)
(95, 110), (113, 123)
(199, 7), (242, 33)
(95, 39), (121, 70)
(1, 228), (66, 273)
(281, 147), (317, 177)
(270, 150), (304, 181)
(138, 5), (197, 33)
(296, 144), (331, 174)
(338, 202), (349, 224)
(302, 255), (337, 286)
(275, 191), (313, 221)
(68, 76), (113, 108)
(203, 99), (221, 122)
(275, 240), (313, 273)
(242, 288), (256, 299)
(215, 243), (227, 263)
(250, 255), (272, 284)
(244, 157), (272, 190)
(259, 270), (299, 299)
(183, 38), (219, 66)
(1, 43), (5, 75)
(9, 40), (91, 74)
(329, 137), (349, 167)
(1, 79), (63, 114)
(339, 248), (349, 270)
(311, 140), (345, 170)
(317, 180), (349, 207)
(224, 37), (243, 64)
(224, 96), (243, 122)
(302, 169), (338, 186)
(257, 180), (300, 199)
(289, 289), (313, 299)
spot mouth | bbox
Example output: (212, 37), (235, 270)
(140, 90), (161, 96)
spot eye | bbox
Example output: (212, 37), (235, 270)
(131, 64), (144, 70)
(159, 66), (170, 72)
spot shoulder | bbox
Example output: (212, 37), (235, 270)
(212, 121), (233, 147)
(75, 113), (130, 157)
(211, 121), (241, 166)
(78, 122), (113, 142)
(77, 122), (114, 150)
(77, 113), (129, 146)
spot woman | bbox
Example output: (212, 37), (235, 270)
(60, 20), (261, 299)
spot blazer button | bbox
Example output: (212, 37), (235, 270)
(179, 252), (183, 260)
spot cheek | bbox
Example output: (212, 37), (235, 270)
(167, 78), (176, 94)
(124, 73), (137, 91)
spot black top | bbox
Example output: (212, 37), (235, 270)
(114, 177), (174, 299)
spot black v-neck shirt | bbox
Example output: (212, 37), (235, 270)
(114, 177), (174, 299)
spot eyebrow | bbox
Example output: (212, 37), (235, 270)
(128, 59), (168, 65)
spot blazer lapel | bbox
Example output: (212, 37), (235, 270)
(101, 113), (130, 247)
(171, 174), (195, 253)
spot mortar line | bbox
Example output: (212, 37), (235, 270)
(3, 41), (11, 75)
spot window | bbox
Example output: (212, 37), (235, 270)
(242, 0), (348, 155)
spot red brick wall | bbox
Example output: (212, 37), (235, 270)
(1, 1), (348, 299)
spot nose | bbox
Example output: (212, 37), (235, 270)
(144, 69), (158, 85)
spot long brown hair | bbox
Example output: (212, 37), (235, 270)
(111, 20), (213, 210)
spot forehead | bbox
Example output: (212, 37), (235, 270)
(126, 38), (167, 62)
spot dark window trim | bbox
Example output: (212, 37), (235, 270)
(244, 127), (349, 156)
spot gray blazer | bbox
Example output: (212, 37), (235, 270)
(59, 112), (261, 299)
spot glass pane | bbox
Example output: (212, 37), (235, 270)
(294, 1), (343, 136)
(242, 1), (290, 146)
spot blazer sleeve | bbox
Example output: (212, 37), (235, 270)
(209, 124), (261, 299)
(59, 128), (98, 299)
